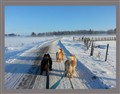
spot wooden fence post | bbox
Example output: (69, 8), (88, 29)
(90, 41), (94, 56)
(105, 44), (109, 61)
(73, 37), (75, 41)
(82, 37), (84, 41)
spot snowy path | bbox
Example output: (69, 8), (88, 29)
(4, 38), (59, 89)
(4, 37), (114, 89)
(33, 40), (109, 89)
(4, 45), (49, 89)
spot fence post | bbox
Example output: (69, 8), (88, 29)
(105, 44), (109, 61)
(73, 37), (75, 41)
(82, 37), (84, 41)
(90, 41), (94, 56)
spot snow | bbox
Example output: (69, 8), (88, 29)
(60, 36), (116, 89)
(4, 35), (116, 89)
(4, 36), (56, 63)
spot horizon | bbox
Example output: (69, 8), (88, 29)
(5, 6), (116, 35)
(5, 29), (115, 35)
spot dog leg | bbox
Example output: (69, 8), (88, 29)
(60, 59), (61, 63)
(57, 58), (59, 63)
(56, 58), (58, 62)
(62, 57), (64, 61)
(46, 70), (48, 76)
(65, 71), (69, 77)
(73, 67), (76, 74)
(59, 59), (60, 63)
(72, 69), (74, 75)
(40, 69), (43, 75)
(62, 59), (64, 62)
(60, 59), (62, 63)
(70, 72), (73, 78)
(64, 66), (67, 77)
(65, 72), (67, 77)
(69, 68), (73, 78)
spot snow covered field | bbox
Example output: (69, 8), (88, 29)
(5, 36), (57, 64)
(4, 35), (116, 89)
(61, 36), (116, 88)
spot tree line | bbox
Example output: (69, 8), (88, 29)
(5, 28), (116, 37)
(31, 28), (116, 36)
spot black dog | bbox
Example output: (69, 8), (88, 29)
(47, 54), (52, 71)
(40, 54), (52, 75)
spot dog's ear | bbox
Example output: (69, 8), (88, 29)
(43, 54), (47, 57)
(47, 54), (51, 58)
(48, 54), (50, 57)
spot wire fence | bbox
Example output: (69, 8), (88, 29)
(73, 36), (116, 41)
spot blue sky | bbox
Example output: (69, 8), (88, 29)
(5, 6), (116, 35)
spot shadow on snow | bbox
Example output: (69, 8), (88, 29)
(4, 45), (33, 61)
(16, 56), (42, 61)
(5, 63), (41, 75)
(58, 40), (109, 89)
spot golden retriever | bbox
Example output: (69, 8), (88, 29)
(64, 55), (76, 78)
(56, 48), (64, 63)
